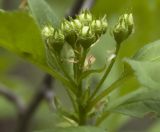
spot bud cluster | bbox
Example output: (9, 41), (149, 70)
(42, 25), (65, 53)
(41, 11), (134, 54)
(42, 10), (108, 53)
(113, 13), (134, 44)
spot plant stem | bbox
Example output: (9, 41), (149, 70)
(89, 44), (120, 101)
(95, 111), (110, 126)
(17, 74), (53, 132)
(86, 74), (131, 112)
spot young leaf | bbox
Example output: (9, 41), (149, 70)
(28, 0), (60, 28)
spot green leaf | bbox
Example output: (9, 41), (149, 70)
(28, 0), (60, 28)
(125, 60), (160, 89)
(34, 126), (106, 132)
(123, 40), (160, 89)
(105, 40), (160, 118)
(107, 87), (160, 118)
(133, 40), (160, 61)
(0, 11), (47, 69)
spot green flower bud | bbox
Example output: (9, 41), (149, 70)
(77, 10), (92, 25)
(91, 17), (108, 36)
(61, 20), (77, 47)
(71, 19), (82, 31)
(101, 15), (108, 34)
(113, 13), (134, 44)
(42, 25), (54, 38)
(52, 30), (64, 52)
(47, 30), (64, 53)
(78, 26), (97, 49)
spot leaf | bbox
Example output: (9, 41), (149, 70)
(125, 60), (160, 89)
(107, 87), (160, 118)
(133, 40), (160, 61)
(105, 40), (160, 118)
(0, 11), (47, 69)
(123, 40), (160, 89)
(34, 126), (106, 132)
(0, 11), (69, 85)
(28, 0), (60, 28)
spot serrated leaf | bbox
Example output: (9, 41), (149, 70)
(28, 0), (60, 28)
(105, 40), (160, 118)
(107, 87), (160, 118)
(125, 60), (160, 89)
(133, 40), (160, 62)
(34, 126), (106, 132)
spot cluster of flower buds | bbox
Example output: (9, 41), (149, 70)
(42, 25), (65, 54)
(61, 10), (108, 49)
(113, 13), (134, 44)
(42, 10), (108, 53)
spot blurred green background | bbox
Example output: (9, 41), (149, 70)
(0, 0), (160, 132)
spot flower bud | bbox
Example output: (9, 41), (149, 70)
(91, 18), (108, 36)
(48, 30), (65, 53)
(78, 26), (97, 49)
(61, 20), (77, 47)
(101, 15), (108, 34)
(42, 25), (54, 38)
(77, 10), (92, 25)
(113, 13), (134, 44)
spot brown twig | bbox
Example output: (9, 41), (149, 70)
(16, 74), (53, 132)
(0, 84), (26, 118)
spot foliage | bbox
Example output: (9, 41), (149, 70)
(0, 0), (160, 132)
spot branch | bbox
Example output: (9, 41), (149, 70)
(0, 84), (25, 117)
(66, 0), (85, 19)
(81, 0), (95, 10)
(66, 0), (95, 19)
(17, 74), (53, 132)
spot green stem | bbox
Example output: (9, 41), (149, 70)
(86, 74), (130, 112)
(73, 46), (89, 125)
(95, 111), (110, 126)
(89, 44), (120, 101)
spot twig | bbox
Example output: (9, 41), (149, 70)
(81, 0), (95, 10)
(66, 0), (85, 19)
(17, 74), (53, 132)
(0, 84), (26, 118)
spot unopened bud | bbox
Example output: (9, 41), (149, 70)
(78, 26), (97, 49)
(113, 13), (134, 44)
(61, 20), (77, 47)
(78, 10), (92, 25)
(49, 30), (65, 53)
(42, 25), (54, 38)
(91, 18), (108, 36)
(101, 15), (108, 34)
